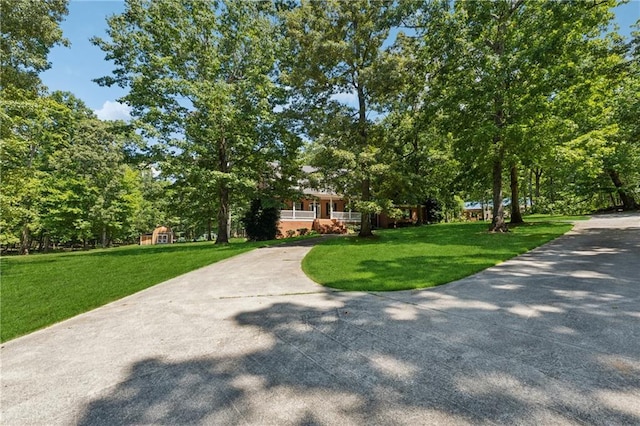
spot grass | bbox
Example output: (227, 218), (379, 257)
(0, 236), (318, 342)
(302, 219), (576, 292)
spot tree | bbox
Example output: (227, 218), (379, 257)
(38, 93), (143, 248)
(410, 0), (615, 231)
(283, 0), (400, 237)
(94, 0), (295, 244)
(0, 0), (68, 94)
(0, 0), (69, 253)
(374, 25), (463, 224)
(0, 95), (70, 253)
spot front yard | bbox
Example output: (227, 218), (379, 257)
(0, 237), (314, 342)
(302, 218), (581, 291)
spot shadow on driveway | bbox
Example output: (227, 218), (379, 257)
(79, 221), (640, 426)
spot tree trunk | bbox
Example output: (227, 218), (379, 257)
(510, 163), (523, 224)
(356, 82), (373, 238)
(359, 176), (373, 237)
(489, 158), (508, 232)
(101, 226), (107, 248)
(488, 20), (508, 233)
(19, 224), (30, 255)
(215, 135), (230, 244)
(534, 168), (542, 200)
(43, 234), (51, 253)
(207, 217), (213, 241)
(216, 186), (230, 244)
(608, 169), (637, 210)
(528, 169), (533, 213)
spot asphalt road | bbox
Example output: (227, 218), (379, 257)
(1, 213), (639, 425)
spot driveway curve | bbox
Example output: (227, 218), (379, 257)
(1, 214), (639, 425)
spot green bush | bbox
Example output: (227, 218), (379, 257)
(241, 199), (279, 241)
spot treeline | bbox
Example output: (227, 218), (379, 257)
(2, 0), (639, 253)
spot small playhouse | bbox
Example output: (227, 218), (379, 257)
(140, 226), (174, 245)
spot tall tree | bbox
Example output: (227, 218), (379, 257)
(0, 95), (69, 252)
(0, 0), (68, 94)
(94, 0), (294, 244)
(283, 0), (400, 237)
(553, 30), (639, 211)
(37, 92), (143, 248)
(410, 0), (615, 231)
(0, 0), (68, 253)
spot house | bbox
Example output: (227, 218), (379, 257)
(463, 199), (529, 221)
(140, 226), (175, 245)
(463, 202), (491, 221)
(278, 188), (361, 236)
(276, 166), (362, 236)
(277, 166), (429, 237)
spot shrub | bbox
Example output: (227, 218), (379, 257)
(241, 199), (279, 241)
(297, 227), (309, 236)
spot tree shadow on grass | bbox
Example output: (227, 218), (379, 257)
(318, 254), (498, 291)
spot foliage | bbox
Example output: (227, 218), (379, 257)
(303, 220), (573, 291)
(0, 0), (68, 93)
(0, 91), (157, 252)
(1, 0), (637, 255)
(405, 0), (616, 230)
(94, 0), (301, 244)
(241, 199), (279, 241)
(530, 26), (640, 213)
(282, 0), (401, 237)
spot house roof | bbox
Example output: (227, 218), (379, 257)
(298, 165), (342, 198)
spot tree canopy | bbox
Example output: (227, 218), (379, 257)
(1, 0), (637, 254)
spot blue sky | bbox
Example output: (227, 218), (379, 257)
(40, 0), (639, 120)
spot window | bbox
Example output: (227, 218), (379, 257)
(157, 234), (168, 244)
(293, 201), (303, 210)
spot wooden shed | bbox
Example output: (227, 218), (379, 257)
(140, 226), (175, 245)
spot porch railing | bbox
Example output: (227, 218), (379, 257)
(280, 210), (316, 221)
(331, 211), (361, 222)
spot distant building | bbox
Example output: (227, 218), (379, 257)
(140, 226), (175, 245)
(278, 166), (424, 237)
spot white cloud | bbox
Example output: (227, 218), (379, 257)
(330, 91), (358, 105)
(94, 100), (132, 121)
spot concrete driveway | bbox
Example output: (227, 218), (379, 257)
(1, 214), (639, 425)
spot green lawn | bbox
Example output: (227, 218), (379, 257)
(0, 237), (315, 342)
(302, 219), (576, 292)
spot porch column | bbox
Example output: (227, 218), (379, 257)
(292, 201), (296, 220)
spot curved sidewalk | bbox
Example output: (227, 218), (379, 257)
(1, 214), (639, 425)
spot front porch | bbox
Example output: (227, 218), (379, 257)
(278, 198), (360, 236)
(281, 197), (359, 221)
(279, 209), (361, 223)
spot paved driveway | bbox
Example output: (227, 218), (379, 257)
(1, 214), (639, 425)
